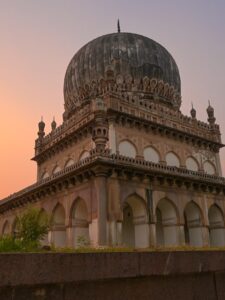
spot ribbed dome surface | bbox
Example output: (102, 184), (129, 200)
(64, 32), (181, 115)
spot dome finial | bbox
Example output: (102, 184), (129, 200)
(51, 116), (57, 131)
(207, 100), (216, 125)
(190, 102), (196, 119)
(117, 19), (121, 33)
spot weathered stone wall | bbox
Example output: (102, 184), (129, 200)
(0, 251), (225, 300)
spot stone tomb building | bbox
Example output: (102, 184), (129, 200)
(1, 31), (225, 248)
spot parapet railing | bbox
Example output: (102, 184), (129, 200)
(1, 153), (225, 205)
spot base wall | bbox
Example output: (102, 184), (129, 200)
(1, 251), (225, 300)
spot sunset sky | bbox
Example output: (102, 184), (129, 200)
(0, 0), (225, 199)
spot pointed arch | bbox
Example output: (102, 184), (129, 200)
(52, 166), (61, 175)
(79, 151), (90, 161)
(186, 156), (199, 172)
(51, 203), (66, 248)
(208, 204), (225, 246)
(122, 193), (149, 248)
(118, 140), (137, 159)
(165, 151), (180, 167)
(70, 197), (89, 247)
(156, 198), (179, 246)
(64, 158), (75, 168)
(41, 171), (50, 180)
(143, 146), (160, 163)
(184, 201), (203, 246)
(203, 161), (216, 175)
(52, 203), (65, 226)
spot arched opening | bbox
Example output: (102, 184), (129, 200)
(51, 204), (66, 248)
(64, 159), (75, 168)
(165, 152), (180, 167)
(208, 205), (225, 247)
(2, 220), (10, 236)
(71, 198), (89, 248)
(184, 202), (203, 246)
(79, 151), (90, 161)
(122, 204), (135, 247)
(186, 157), (199, 172)
(118, 140), (137, 158)
(203, 161), (216, 175)
(52, 166), (61, 175)
(41, 172), (50, 180)
(156, 208), (164, 245)
(156, 199), (178, 246)
(122, 194), (148, 248)
(143, 146), (160, 163)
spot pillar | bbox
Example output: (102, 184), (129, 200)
(95, 172), (108, 245)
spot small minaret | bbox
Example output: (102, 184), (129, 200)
(51, 117), (57, 131)
(190, 102), (196, 119)
(38, 117), (45, 140)
(207, 100), (216, 125)
(92, 98), (109, 153)
(117, 19), (121, 33)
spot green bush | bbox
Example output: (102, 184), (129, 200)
(0, 235), (23, 252)
(16, 207), (50, 248)
(0, 207), (50, 252)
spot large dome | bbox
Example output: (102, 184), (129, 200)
(64, 32), (181, 118)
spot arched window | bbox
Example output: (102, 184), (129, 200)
(65, 159), (74, 168)
(186, 157), (199, 171)
(203, 161), (216, 175)
(118, 140), (136, 158)
(52, 166), (61, 175)
(208, 205), (225, 247)
(184, 202), (203, 246)
(165, 152), (180, 167)
(41, 172), (50, 180)
(79, 151), (90, 161)
(143, 146), (159, 163)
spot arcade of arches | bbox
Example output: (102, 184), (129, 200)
(2, 192), (225, 249)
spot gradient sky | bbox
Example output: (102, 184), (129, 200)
(0, 0), (225, 199)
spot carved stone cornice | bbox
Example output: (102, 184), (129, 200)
(1, 153), (225, 215)
(109, 110), (223, 152)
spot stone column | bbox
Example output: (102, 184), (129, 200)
(94, 171), (108, 246)
(116, 221), (122, 245)
(149, 223), (156, 247)
(202, 226), (210, 247)
(66, 226), (73, 248)
(179, 224), (186, 245)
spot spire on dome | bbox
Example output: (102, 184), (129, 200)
(51, 116), (57, 131)
(190, 102), (196, 119)
(117, 19), (121, 33)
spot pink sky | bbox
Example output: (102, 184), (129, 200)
(0, 1), (225, 199)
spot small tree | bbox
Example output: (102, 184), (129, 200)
(16, 207), (50, 249)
